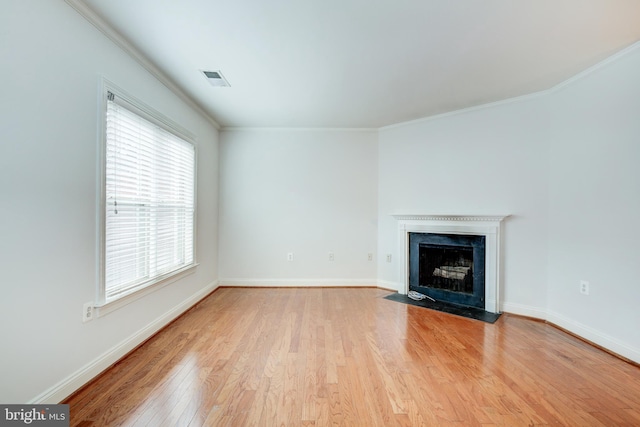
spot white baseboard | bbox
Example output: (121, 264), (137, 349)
(376, 280), (402, 292)
(501, 302), (640, 364)
(218, 278), (377, 287)
(30, 281), (219, 404)
(501, 301), (547, 320)
(547, 310), (640, 364)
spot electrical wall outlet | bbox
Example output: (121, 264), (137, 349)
(386, 254), (392, 263)
(328, 251), (335, 261)
(367, 253), (373, 262)
(82, 302), (94, 323)
(287, 252), (294, 262)
(580, 280), (590, 295)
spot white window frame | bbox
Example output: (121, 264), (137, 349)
(96, 80), (198, 314)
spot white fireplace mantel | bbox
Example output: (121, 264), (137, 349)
(392, 214), (509, 314)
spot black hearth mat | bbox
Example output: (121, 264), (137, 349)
(383, 292), (501, 324)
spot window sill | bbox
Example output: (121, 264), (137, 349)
(95, 263), (198, 317)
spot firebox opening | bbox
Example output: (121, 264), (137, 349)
(409, 232), (486, 309)
(419, 244), (474, 294)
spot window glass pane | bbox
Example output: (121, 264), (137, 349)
(104, 95), (195, 302)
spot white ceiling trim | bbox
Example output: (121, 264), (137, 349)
(378, 90), (550, 132)
(64, 0), (221, 130)
(65, 0), (640, 133)
(548, 39), (640, 94)
(221, 127), (378, 132)
(381, 38), (640, 132)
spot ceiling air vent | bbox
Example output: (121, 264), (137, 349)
(202, 70), (230, 87)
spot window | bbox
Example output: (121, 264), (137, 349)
(100, 88), (196, 306)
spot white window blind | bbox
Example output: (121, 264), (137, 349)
(103, 92), (195, 303)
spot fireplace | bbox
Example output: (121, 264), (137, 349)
(409, 232), (486, 308)
(393, 214), (508, 313)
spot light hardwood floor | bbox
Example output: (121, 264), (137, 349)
(65, 287), (640, 426)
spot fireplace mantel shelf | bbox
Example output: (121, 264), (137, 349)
(392, 214), (510, 222)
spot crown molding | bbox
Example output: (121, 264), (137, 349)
(221, 126), (378, 132)
(64, 0), (220, 130)
(64, 0), (640, 133)
(379, 91), (549, 131)
(548, 39), (640, 93)
(381, 39), (640, 132)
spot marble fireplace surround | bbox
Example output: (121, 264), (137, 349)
(393, 214), (509, 314)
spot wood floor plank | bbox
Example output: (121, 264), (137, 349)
(239, 376), (270, 427)
(65, 287), (640, 426)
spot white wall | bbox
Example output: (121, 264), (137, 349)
(0, 1), (218, 403)
(219, 129), (378, 285)
(546, 46), (640, 361)
(377, 98), (550, 314)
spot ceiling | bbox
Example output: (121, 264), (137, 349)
(76, 0), (640, 129)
